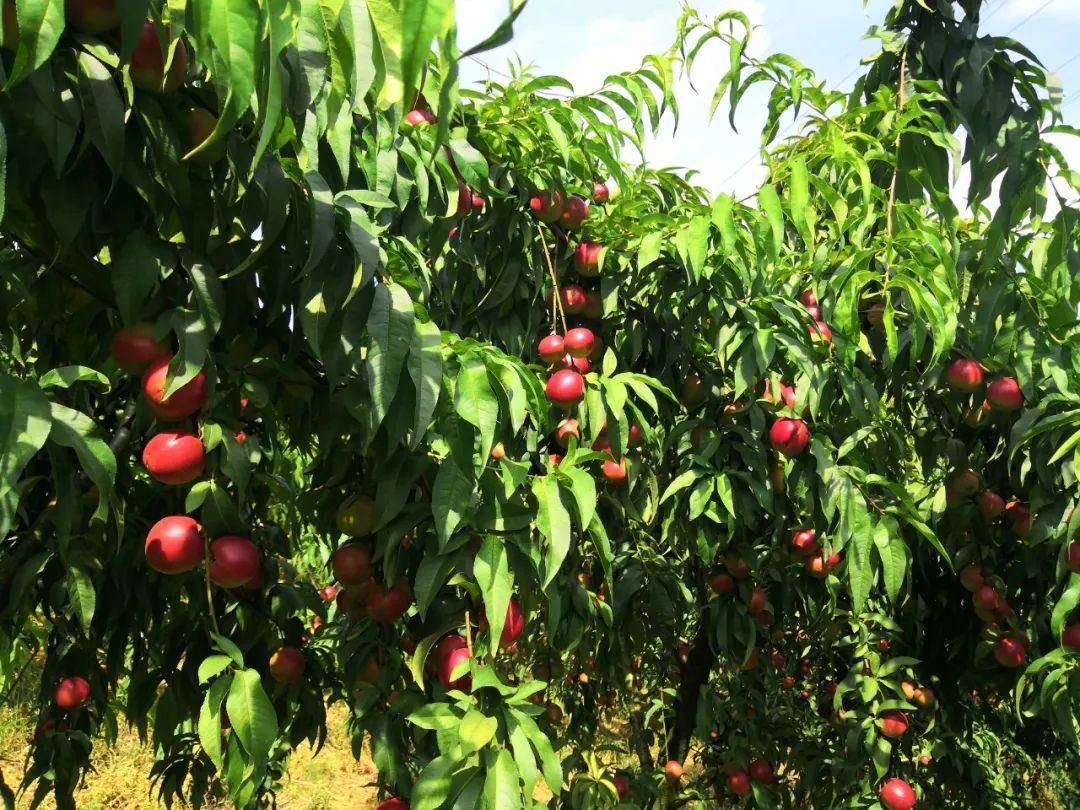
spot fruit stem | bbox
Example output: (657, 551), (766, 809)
(537, 228), (568, 333)
(203, 536), (222, 637)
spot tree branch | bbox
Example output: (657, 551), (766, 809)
(664, 604), (716, 764)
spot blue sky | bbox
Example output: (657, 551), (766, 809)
(456, 0), (1080, 197)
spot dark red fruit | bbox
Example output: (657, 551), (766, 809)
(1066, 542), (1080, 574)
(769, 418), (810, 457)
(366, 580), (413, 623)
(332, 544), (374, 585)
(946, 358), (983, 392)
(986, 377), (1023, 411)
(529, 191), (564, 223)
(602, 457), (629, 484)
(55, 677), (91, 710)
(978, 490), (1005, 520)
(973, 585), (999, 612)
(130, 22), (187, 93)
(681, 373), (706, 407)
(546, 369), (585, 409)
(959, 565), (984, 592)
(1062, 625), (1080, 651)
(405, 108), (435, 126)
(879, 778), (916, 810)
(993, 636), (1026, 668)
(208, 536), (260, 588)
(749, 759), (772, 783)
(436, 635), (472, 690)
(538, 334), (566, 364)
(142, 355), (208, 420)
(574, 242), (604, 277)
(560, 196), (589, 230)
(145, 515), (203, 574)
(880, 709), (909, 738)
(142, 430), (205, 485)
(791, 529), (819, 556)
(560, 285), (587, 315)
(110, 324), (169, 373)
(480, 598), (526, 649)
(269, 646), (305, 683)
(727, 769), (751, 794)
(583, 290), (603, 320)
(564, 327), (595, 358)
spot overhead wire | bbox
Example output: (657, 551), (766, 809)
(1003, 0), (1058, 36)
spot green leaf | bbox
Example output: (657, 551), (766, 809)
(300, 170), (337, 276)
(558, 466), (596, 533)
(67, 566), (96, 632)
(210, 633), (246, 668)
(787, 155), (812, 248)
(1051, 575), (1080, 637)
(400, 0), (453, 110)
(483, 747), (519, 809)
(844, 489), (873, 612)
(757, 183), (783, 265)
(0, 376), (52, 537)
(8, 0), (65, 88)
(367, 283), (417, 430)
(874, 520), (906, 602)
(407, 703), (461, 731)
(459, 709), (497, 755)
(474, 535), (512, 654)
(413, 754), (459, 810)
(506, 713), (539, 801)
(198, 655), (235, 684)
(871, 736), (892, 779)
(111, 231), (168, 325)
(76, 51), (125, 185)
(164, 311), (210, 395)
(460, 0), (527, 57)
(48, 402), (116, 524)
(455, 355), (499, 466)
(186, 262), (226, 337)
(225, 668), (278, 761)
(637, 231), (663, 271)
(413, 552), (458, 619)
(432, 455), (474, 550)
(203, 0), (261, 142)
(533, 475), (572, 589)
(407, 619), (465, 690)
(511, 708), (562, 792)
(38, 366), (110, 391)
(660, 470), (702, 505)
(198, 672), (233, 772)
(408, 319), (444, 448)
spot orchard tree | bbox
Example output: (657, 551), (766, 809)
(1, 0), (1079, 809)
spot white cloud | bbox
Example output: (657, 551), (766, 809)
(456, 0), (504, 51)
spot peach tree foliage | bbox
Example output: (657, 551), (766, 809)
(0, 0), (1079, 807)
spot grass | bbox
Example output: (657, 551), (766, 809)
(0, 700), (384, 810)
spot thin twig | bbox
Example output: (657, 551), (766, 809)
(203, 536), (221, 637)
(537, 229), (568, 333)
(883, 46), (909, 281)
(464, 609), (474, 656)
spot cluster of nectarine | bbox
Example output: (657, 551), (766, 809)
(109, 328), (263, 594)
